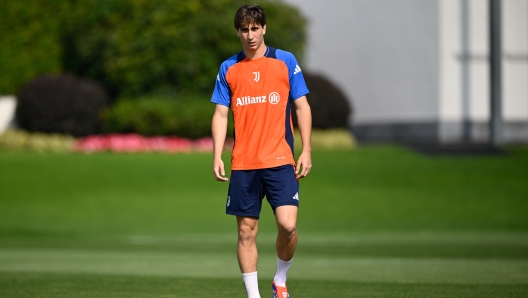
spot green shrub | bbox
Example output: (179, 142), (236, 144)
(16, 74), (109, 137)
(294, 129), (356, 151)
(62, 0), (307, 98)
(0, 129), (75, 152)
(101, 97), (230, 139)
(293, 72), (353, 129)
(0, 1), (67, 95)
(1, 1), (307, 98)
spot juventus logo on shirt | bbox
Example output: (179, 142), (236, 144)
(253, 71), (260, 82)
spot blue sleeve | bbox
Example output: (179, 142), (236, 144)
(211, 58), (236, 107)
(276, 49), (310, 100)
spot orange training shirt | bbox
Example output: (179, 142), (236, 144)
(211, 47), (309, 170)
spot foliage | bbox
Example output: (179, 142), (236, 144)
(74, 134), (219, 153)
(15, 74), (109, 137)
(100, 96), (228, 139)
(294, 71), (352, 129)
(294, 129), (355, 151)
(259, 1), (307, 64)
(0, 1), (67, 95)
(0, 129), (74, 152)
(1, 0), (307, 97)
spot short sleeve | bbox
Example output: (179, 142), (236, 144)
(276, 50), (310, 100)
(211, 63), (232, 107)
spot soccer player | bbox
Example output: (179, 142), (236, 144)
(210, 4), (312, 298)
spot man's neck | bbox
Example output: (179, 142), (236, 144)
(243, 43), (267, 60)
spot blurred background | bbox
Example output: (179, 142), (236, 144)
(0, 0), (354, 152)
(287, 0), (528, 144)
(0, 1), (527, 297)
(1, 0), (527, 147)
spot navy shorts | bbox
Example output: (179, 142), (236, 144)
(226, 164), (299, 218)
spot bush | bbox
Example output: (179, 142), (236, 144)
(16, 74), (109, 137)
(294, 129), (355, 151)
(2, 0), (308, 99)
(0, 129), (75, 152)
(100, 96), (230, 139)
(293, 72), (352, 129)
(0, 1), (67, 95)
(1, 1), (307, 97)
(61, 0), (307, 98)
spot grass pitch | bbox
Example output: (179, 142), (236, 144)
(0, 146), (527, 297)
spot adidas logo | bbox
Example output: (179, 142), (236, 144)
(294, 64), (302, 75)
(226, 196), (230, 207)
(293, 192), (299, 201)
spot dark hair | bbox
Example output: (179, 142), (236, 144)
(234, 5), (266, 29)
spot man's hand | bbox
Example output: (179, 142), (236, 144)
(213, 158), (229, 182)
(295, 151), (312, 179)
(293, 96), (312, 179)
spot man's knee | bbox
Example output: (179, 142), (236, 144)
(277, 221), (297, 237)
(237, 217), (258, 243)
(275, 205), (298, 237)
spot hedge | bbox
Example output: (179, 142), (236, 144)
(100, 96), (233, 139)
(294, 72), (352, 129)
(0, 1), (66, 95)
(16, 74), (109, 137)
(1, 0), (307, 98)
(0, 129), (75, 153)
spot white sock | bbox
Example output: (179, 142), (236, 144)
(242, 271), (261, 298)
(273, 257), (292, 287)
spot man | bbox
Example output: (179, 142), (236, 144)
(211, 4), (312, 298)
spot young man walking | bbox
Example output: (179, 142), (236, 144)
(211, 4), (312, 298)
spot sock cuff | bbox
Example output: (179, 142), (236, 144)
(242, 271), (258, 278)
(278, 257), (293, 263)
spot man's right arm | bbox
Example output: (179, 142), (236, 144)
(212, 104), (230, 181)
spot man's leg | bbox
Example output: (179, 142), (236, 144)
(275, 206), (298, 261)
(237, 216), (261, 298)
(273, 205), (298, 293)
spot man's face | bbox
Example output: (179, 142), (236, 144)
(236, 22), (266, 52)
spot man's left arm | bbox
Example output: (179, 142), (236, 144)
(293, 96), (312, 179)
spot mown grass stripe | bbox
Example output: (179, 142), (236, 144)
(1, 248), (526, 285)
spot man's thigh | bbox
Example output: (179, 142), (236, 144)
(275, 205), (298, 230)
(262, 164), (299, 212)
(227, 169), (264, 218)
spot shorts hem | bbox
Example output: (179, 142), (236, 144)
(272, 203), (299, 212)
(226, 211), (261, 218)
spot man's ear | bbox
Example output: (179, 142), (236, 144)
(236, 28), (240, 37)
(263, 25), (266, 35)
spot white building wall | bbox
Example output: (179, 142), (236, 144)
(468, 0), (490, 123)
(0, 96), (17, 133)
(283, 0), (439, 125)
(284, 0), (528, 143)
(503, 0), (528, 121)
(439, 0), (528, 142)
(439, 0), (463, 122)
(439, 0), (490, 142)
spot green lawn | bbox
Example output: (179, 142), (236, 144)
(1, 146), (527, 297)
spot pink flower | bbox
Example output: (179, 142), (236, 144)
(106, 134), (148, 152)
(74, 134), (221, 153)
(74, 135), (108, 153)
(165, 137), (193, 153)
(193, 137), (214, 152)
